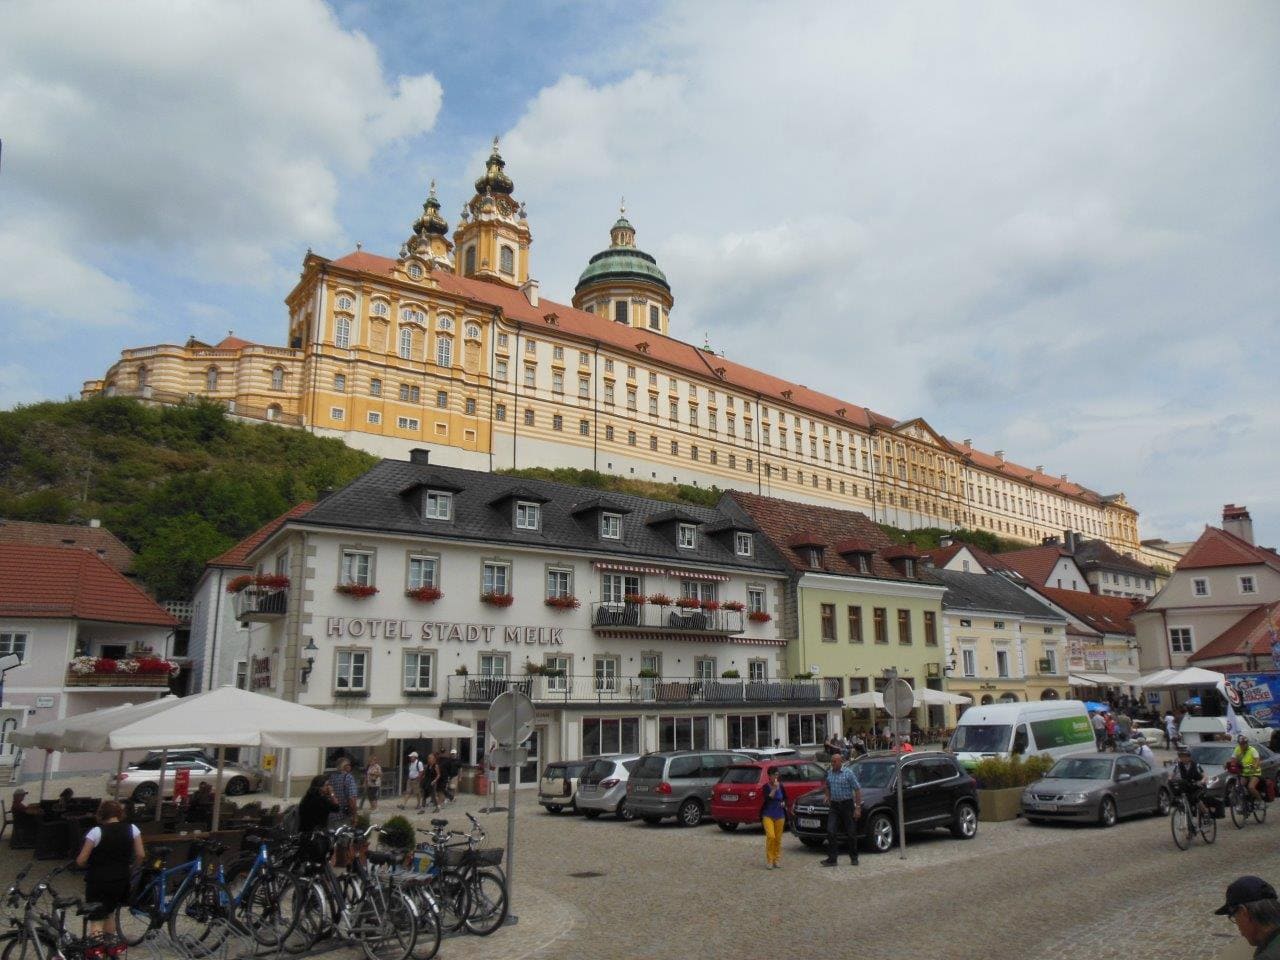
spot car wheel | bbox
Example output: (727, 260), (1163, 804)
(868, 811), (895, 853)
(616, 800), (635, 822)
(545, 805), (562, 815)
(677, 799), (703, 828)
(799, 836), (826, 849)
(950, 800), (978, 839)
(132, 783), (158, 803)
(225, 776), (250, 797)
(717, 821), (739, 833)
(641, 815), (663, 826)
(1155, 788), (1172, 817)
(1098, 796), (1117, 828)
(582, 808), (601, 820)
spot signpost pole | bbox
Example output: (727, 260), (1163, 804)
(883, 669), (914, 861)
(506, 698), (518, 917)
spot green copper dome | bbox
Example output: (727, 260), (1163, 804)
(576, 248), (670, 293)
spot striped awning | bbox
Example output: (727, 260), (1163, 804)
(593, 561), (729, 582)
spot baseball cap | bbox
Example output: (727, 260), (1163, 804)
(408, 751), (419, 758)
(1215, 876), (1277, 915)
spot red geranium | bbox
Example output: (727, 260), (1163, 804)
(544, 595), (580, 610)
(335, 583), (379, 599)
(676, 597), (701, 610)
(95, 658), (119, 674)
(647, 593), (672, 606)
(624, 594), (646, 606)
(722, 600), (745, 612)
(700, 599), (721, 612)
(406, 586), (443, 603)
(480, 592), (515, 608)
(748, 610), (773, 623)
(226, 574), (254, 594)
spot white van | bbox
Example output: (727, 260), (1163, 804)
(1179, 714), (1270, 746)
(948, 700), (1095, 769)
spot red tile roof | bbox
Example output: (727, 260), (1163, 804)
(323, 250), (1116, 510)
(1176, 526), (1280, 574)
(1034, 586), (1140, 636)
(0, 544), (177, 626)
(207, 502), (315, 569)
(996, 544), (1075, 587)
(215, 335), (255, 350)
(727, 491), (912, 581)
(0, 520), (134, 573)
(921, 541), (1008, 573)
(1188, 602), (1280, 664)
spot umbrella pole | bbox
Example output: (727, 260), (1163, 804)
(212, 747), (225, 831)
(112, 751), (125, 801)
(154, 749), (168, 823)
(282, 749), (291, 803)
(38, 750), (49, 802)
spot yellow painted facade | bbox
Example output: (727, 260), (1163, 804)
(83, 140), (1143, 554)
(942, 611), (1070, 709)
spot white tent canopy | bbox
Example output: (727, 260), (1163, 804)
(104, 686), (388, 750)
(11, 698), (178, 751)
(841, 691), (883, 709)
(1067, 672), (1125, 687)
(841, 688), (972, 710)
(1132, 667), (1227, 689)
(373, 711), (475, 739)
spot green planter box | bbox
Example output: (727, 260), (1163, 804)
(977, 786), (1023, 822)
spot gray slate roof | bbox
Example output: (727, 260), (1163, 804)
(925, 567), (1065, 620)
(296, 460), (790, 575)
(1072, 539), (1157, 577)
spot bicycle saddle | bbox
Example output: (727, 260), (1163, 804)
(430, 819), (448, 828)
(76, 902), (101, 917)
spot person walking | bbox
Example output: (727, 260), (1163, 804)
(760, 767), (787, 870)
(1104, 713), (1118, 752)
(74, 799), (145, 936)
(820, 753), (862, 867)
(327, 759), (359, 827)
(422, 753), (442, 813)
(401, 752), (423, 811)
(1091, 711), (1105, 750)
(361, 757), (383, 812)
(1165, 710), (1178, 749)
(1215, 876), (1280, 958)
(442, 750), (459, 803)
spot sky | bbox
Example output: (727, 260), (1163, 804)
(1, 0), (1277, 547)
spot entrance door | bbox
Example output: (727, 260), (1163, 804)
(0, 710), (22, 767)
(519, 729), (540, 786)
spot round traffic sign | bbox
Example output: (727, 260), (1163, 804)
(884, 678), (915, 719)
(488, 690), (535, 747)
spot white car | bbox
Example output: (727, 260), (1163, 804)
(107, 756), (264, 802)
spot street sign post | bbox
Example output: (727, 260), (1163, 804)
(486, 689), (534, 921)
(883, 671), (914, 859)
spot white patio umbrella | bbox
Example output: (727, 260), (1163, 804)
(373, 711), (476, 795)
(841, 691), (884, 709)
(103, 686), (388, 829)
(913, 688), (973, 706)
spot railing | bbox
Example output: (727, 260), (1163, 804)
(65, 669), (170, 689)
(589, 602), (745, 635)
(444, 674), (840, 705)
(233, 588), (288, 621)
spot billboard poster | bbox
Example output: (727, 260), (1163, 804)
(1226, 674), (1280, 729)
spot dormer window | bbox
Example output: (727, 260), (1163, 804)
(805, 548), (823, 569)
(601, 513), (622, 539)
(515, 501), (541, 531)
(735, 532), (753, 557)
(423, 491), (452, 521)
(856, 554), (870, 575)
(407, 262), (423, 279)
(903, 559), (915, 578)
(678, 523), (697, 549)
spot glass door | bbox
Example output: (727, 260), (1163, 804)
(519, 729), (540, 786)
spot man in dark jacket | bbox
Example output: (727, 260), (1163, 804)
(440, 750), (458, 803)
(1216, 876), (1280, 958)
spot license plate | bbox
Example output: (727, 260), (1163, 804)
(722, 793), (739, 802)
(1036, 803), (1058, 812)
(798, 817), (822, 829)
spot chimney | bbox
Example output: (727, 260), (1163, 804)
(1042, 535), (1060, 546)
(962, 438), (972, 448)
(994, 450), (1005, 461)
(89, 518), (102, 528)
(520, 278), (539, 307)
(1222, 504), (1254, 544)
(409, 448), (431, 466)
(1034, 465), (1043, 474)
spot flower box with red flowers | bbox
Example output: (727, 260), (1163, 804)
(722, 600), (745, 612)
(747, 610), (773, 623)
(405, 586), (443, 604)
(676, 597), (702, 610)
(624, 594), (646, 606)
(544, 595), (581, 610)
(227, 573), (290, 594)
(699, 600), (721, 612)
(335, 583), (379, 599)
(647, 593), (672, 607)
(480, 592), (515, 608)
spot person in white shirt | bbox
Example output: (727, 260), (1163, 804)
(1164, 711), (1177, 749)
(400, 751), (424, 810)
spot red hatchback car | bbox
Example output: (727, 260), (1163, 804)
(710, 758), (828, 831)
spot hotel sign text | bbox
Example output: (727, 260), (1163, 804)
(326, 617), (563, 646)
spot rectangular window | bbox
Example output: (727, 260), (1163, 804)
(523, 408), (534, 426)
(464, 397), (476, 415)
(962, 648), (976, 677)
(524, 365), (536, 387)
(333, 374), (346, 392)
(747, 587), (765, 614)
(873, 608), (888, 644)
(403, 652), (433, 692)
(820, 603), (836, 642)
(578, 377), (590, 398)
(995, 649), (1010, 678)
(234, 660), (247, 689)
(0, 632), (27, 662)
(340, 550), (372, 586)
(369, 377), (382, 396)
(594, 656), (619, 692)
(495, 359), (508, 380)
(648, 304), (660, 329)
(924, 611), (938, 646)
(627, 388), (637, 410)
(786, 712), (828, 747)
(582, 717), (640, 756)
(628, 430), (637, 446)
(600, 513), (622, 539)
(482, 562), (510, 596)
(1192, 578), (1209, 597)
(367, 411), (381, 424)
(330, 407), (345, 421)
(734, 532), (752, 556)
(847, 606), (863, 644)
(552, 414), (563, 431)
(727, 714), (773, 749)
(897, 609), (912, 644)
(1169, 627), (1193, 654)
(525, 339), (536, 355)
(435, 390), (448, 408)
(553, 345), (564, 361)
(497, 333), (509, 349)
(545, 654), (571, 693)
(495, 404), (506, 421)
(335, 650), (368, 691)
(677, 523), (696, 549)
(601, 573), (642, 605)
(479, 653), (508, 677)
(748, 660), (767, 682)
(397, 416), (420, 431)
(579, 419), (590, 436)
(1240, 576), (1256, 595)
(515, 501), (540, 530)
(423, 490), (452, 520)
(605, 425), (614, 441)
(670, 440), (679, 456)
(408, 555), (438, 589)
(552, 372), (564, 394)
(545, 568), (573, 599)
(579, 351), (589, 366)
(659, 716), (710, 751)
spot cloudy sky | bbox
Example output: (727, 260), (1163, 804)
(2, 0), (1276, 546)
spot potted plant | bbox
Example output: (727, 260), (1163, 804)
(255, 573), (290, 591)
(647, 593), (672, 607)
(721, 669), (741, 679)
(676, 597), (701, 610)
(624, 593), (646, 606)
(480, 591), (515, 608)
(637, 668), (661, 679)
(335, 583), (379, 599)
(748, 610), (773, 623)
(523, 661), (544, 675)
(455, 664), (469, 676)
(225, 574), (254, 594)
(700, 599), (721, 612)
(792, 671), (814, 679)
(378, 815), (416, 853)
(972, 754), (1055, 822)
(722, 600), (745, 612)
(544, 595), (580, 610)
(405, 585), (444, 603)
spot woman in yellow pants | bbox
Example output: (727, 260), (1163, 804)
(761, 767), (787, 869)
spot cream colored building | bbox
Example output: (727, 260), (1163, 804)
(84, 140), (1143, 554)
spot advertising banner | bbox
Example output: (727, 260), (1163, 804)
(1226, 674), (1280, 729)
(173, 768), (191, 800)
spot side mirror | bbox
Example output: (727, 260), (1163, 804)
(1117, 773), (1132, 782)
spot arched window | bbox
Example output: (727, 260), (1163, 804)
(206, 367), (219, 392)
(136, 366), (148, 389)
(271, 366), (284, 390)
(398, 328), (413, 360)
(465, 322), (481, 340)
(370, 300), (389, 317)
(464, 246), (477, 275)
(436, 315), (453, 332)
(499, 245), (515, 275)
(335, 316), (351, 349)
(336, 294), (354, 311)
(407, 262), (423, 279)
(436, 335), (452, 368)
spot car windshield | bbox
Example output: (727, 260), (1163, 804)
(632, 756), (667, 779)
(1190, 745), (1235, 766)
(1047, 758), (1114, 780)
(720, 767), (761, 785)
(580, 760), (612, 784)
(849, 760), (896, 789)
(949, 724), (1012, 753)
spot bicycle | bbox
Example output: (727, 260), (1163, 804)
(220, 829), (309, 949)
(413, 814), (507, 938)
(117, 839), (234, 955)
(1227, 775), (1267, 829)
(1170, 782), (1217, 850)
(0, 863), (124, 960)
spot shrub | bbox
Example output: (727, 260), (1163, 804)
(721, 669), (741, 678)
(378, 815), (415, 852)
(970, 754), (1056, 790)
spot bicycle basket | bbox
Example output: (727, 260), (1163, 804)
(442, 847), (504, 868)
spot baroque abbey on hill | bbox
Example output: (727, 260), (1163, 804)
(84, 140), (1142, 555)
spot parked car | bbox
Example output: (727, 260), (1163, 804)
(710, 759), (826, 831)
(790, 752), (979, 853)
(1021, 753), (1170, 826)
(538, 758), (597, 814)
(576, 755), (642, 820)
(1189, 742), (1280, 802)
(734, 747), (800, 761)
(627, 750), (753, 827)
(107, 756), (265, 803)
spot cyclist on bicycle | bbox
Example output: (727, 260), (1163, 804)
(1232, 734), (1265, 806)
(1171, 745), (1209, 817)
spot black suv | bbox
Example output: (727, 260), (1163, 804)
(790, 752), (979, 853)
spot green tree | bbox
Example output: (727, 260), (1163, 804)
(132, 515), (235, 602)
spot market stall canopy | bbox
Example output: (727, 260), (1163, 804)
(1132, 667), (1227, 689)
(11, 697), (179, 751)
(104, 686), (388, 750)
(373, 711), (476, 739)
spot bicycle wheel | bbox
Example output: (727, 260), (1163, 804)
(352, 889), (416, 960)
(407, 888), (441, 960)
(167, 876), (234, 957)
(428, 873), (468, 934)
(237, 871), (301, 948)
(1170, 803), (1191, 850)
(1200, 806), (1218, 844)
(117, 878), (162, 947)
(462, 869), (508, 937)
(1254, 792), (1267, 824)
(1229, 784), (1248, 829)
(281, 879), (328, 955)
